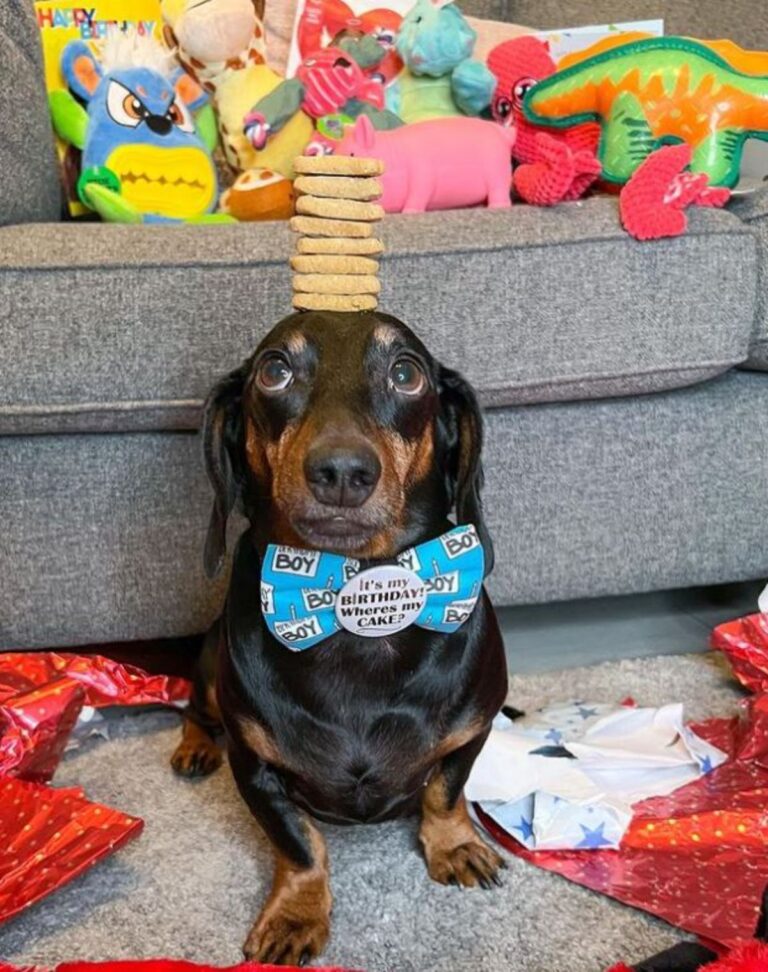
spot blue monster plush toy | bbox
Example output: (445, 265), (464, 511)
(51, 32), (227, 223)
(386, 0), (495, 123)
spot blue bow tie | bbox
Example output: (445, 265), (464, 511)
(260, 525), (485, 651)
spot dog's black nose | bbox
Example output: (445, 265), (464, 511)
(304, 443), (381, 507)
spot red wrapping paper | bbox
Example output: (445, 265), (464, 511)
(0, 652), (191, 923)
(0, 678), (85, 782)
(0, 962), (360, 972)
(712, 613), (768, 694)
(0, 776), (143, 925)
(476, 700), (768, 948)
(0, 652), (191, 784)
(0, 652), (190, 708)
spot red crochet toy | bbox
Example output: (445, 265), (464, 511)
(486, 36), (731, 240)
(619, 142), (731, 241)
(486, 36), (601, 205)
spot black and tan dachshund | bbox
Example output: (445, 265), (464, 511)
(172, 309), (508, 965)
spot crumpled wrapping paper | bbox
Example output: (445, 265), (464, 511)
(0, 651), (191, 924)
(0, 652), (190, 783)
(0, 652), (190, 709)
(0, 961), (360, 972)
(0, 677), (85, 782)
(712, 612), (768, 695)
(0, 776), (143, 925)
(467, 700), (725, 850)
(476, 695), (768, 947)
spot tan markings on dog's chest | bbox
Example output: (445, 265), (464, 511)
(423, 720), (484, 769)
(238, 716), (287, 768)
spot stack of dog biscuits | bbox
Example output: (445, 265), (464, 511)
(290, 155), (385, 312)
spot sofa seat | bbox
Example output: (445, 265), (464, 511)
(4, 369), (768, 650)
(0, 199), (758, 435)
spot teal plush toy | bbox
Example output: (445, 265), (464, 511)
(50, 32), (231, 224)
(386, 0), (495, 123)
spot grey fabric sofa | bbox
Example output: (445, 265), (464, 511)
(2, 0), (768, 651)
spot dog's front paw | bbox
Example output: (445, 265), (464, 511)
(424, 834), (506, 890)
(170, 736), (222, 778)
(244, 899), (330, 967)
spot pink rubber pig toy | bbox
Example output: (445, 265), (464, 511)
(336, 114), (516, 212)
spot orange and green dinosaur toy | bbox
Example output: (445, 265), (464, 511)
(523, 34), (768, 188)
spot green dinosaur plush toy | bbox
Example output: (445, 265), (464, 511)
(523, 34), (768, 188)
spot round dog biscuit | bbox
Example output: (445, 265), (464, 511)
(296, 196), (384, 222)
(292, 292), (379, 312)
(290, 215), (373, 238)
(293, 155), (384, 176)
(290, 254), (379, 275)
(296, 237), (384, 256)
(292, 274), (381, 295)
(294, 175), (382, 200)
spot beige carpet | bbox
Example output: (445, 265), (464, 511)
(0, 652), (745, 972)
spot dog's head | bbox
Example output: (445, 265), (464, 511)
(203, 310), (492, 574)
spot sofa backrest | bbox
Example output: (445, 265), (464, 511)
(0, 0), (62, 225)
(501, 0), (768, 50)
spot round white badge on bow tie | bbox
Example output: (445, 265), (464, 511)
(335, 565), (427, 638)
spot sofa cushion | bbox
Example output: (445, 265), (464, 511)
(730, 188), (768, 371)
(0, 1), (62, 225)
(0, 200), (757, 435)
(505, 1), (768, 50)
(4, 370), (768, 649)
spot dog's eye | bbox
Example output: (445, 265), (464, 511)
(256, 354), (293, 393)
(389, 358), (426, 396)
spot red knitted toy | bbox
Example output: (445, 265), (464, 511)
(619, 142), (731, 241)
(486, 36), (601, 205)
(702, 943), (768, 971)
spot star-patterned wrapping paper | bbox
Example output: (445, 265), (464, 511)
(467, 701), (726, 851)
(0, 651), (192, 924)
(476, 700), (768, 948)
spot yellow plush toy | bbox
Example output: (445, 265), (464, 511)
(160, 0), (313, 181)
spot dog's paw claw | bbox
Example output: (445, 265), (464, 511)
(426, 837), (505, 889)
(170, 740), (222, 778)
(244, 910), (329, 967)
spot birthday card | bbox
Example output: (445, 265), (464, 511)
(35, 0), (164, 215)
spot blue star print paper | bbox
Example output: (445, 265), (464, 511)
(465, 701), (727, 850)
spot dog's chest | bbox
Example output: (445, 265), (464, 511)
(267, 635), (462, 822)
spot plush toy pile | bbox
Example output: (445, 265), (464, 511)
(41, 2), (768, 236)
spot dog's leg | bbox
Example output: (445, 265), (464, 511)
(229, 749), (332, 966)
(171, 622), (223, 778)
(420, 730), (505, 889)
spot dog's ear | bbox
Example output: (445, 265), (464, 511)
(438, 366), (494, 573)
(202, 361), (250, 578)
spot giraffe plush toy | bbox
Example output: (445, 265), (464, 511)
(160, 0), (313, 180)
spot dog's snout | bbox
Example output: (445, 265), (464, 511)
(304, 442), (381, 507)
